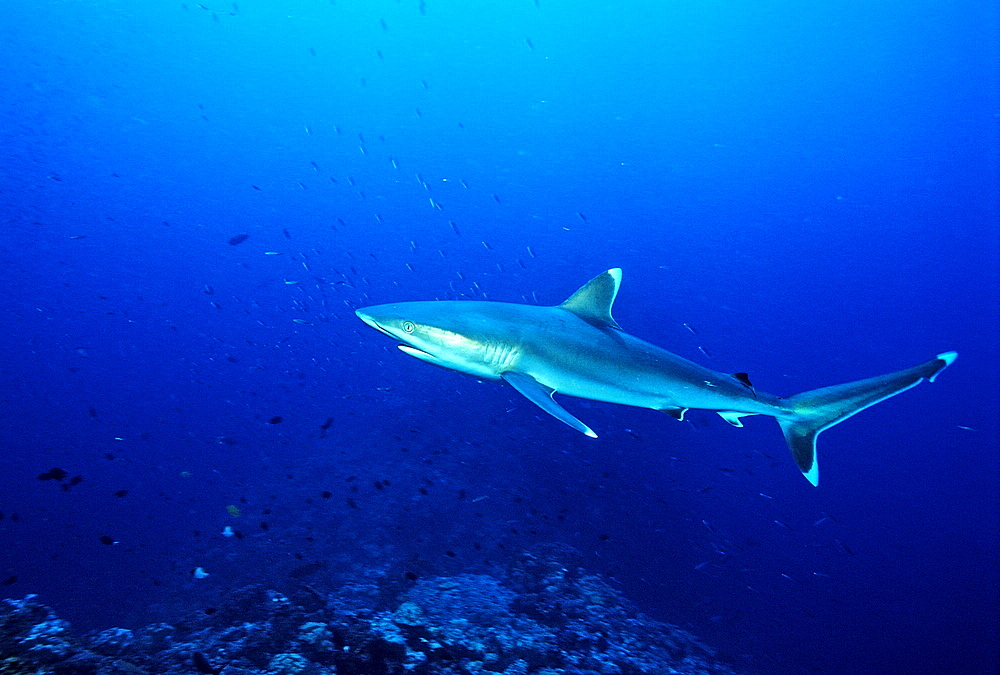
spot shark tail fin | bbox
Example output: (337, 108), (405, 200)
(777, 352), (957, 486)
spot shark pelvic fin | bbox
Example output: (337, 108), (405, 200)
(501, 371), (598, 438)
(558, 268), (622, 329)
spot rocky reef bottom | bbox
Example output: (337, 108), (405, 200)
(0, 546), (737, 675)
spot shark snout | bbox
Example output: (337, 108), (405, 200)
(355, 308), (386, 333)
(355, 306), (400, 339)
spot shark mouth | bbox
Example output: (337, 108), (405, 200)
(398, 344), (435, 359)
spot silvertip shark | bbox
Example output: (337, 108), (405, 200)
(356, 268), (956, 486)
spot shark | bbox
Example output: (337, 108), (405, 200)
(356, 269), (956, 485)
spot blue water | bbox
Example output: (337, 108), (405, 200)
(1, 1), (997, 673)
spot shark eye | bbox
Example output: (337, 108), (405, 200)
(401, 321), (415, 333)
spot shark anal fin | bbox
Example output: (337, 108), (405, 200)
(501, 371), (598, 438)
(718, 411), (750, 427)
(558, 268), (622, 329)
(661, 407), (688, 421)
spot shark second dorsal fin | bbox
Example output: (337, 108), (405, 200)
(559, 268), (622, 329)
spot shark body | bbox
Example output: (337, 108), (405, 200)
(356, 269), (956, 485)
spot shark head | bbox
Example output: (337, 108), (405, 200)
(355, 301), (508, 377)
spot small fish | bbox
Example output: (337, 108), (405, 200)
(268, 416), (283, 424)
(228, 233), (249, 246)
(835, 539), (856, 556)
(37, 468), (68, 482)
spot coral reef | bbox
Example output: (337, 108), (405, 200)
(0, 548), (737, 675)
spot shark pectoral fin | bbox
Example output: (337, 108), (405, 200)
(661, 407), (688, 421)
(718, 411), (750, 427)
(501, 371), (598, 438)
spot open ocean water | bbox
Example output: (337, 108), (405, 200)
(1, 2), (997, 674)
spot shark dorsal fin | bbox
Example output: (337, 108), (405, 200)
(559, 268), (622, 329)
